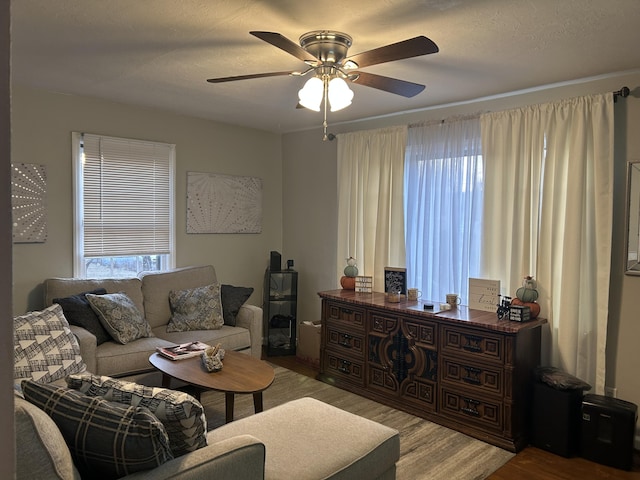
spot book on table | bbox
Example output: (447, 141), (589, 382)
(156, 341), (210, 360)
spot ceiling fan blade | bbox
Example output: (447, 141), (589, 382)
(344, 36), (438, 69)
(350, 71), (425, 98)
(207, 71), (295, 83)
(250, 31), (318, 63)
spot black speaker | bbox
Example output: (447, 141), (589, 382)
(581, 394), (637, 470)
(269, 251), (281, 271)
(531, 382), (583, 457)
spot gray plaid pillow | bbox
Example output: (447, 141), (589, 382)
(21, 380), (173, 479)
(67, 373), (207, 456)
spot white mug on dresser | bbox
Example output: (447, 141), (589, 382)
(446, 293), (460, 307)
(407, 288), (422, 301)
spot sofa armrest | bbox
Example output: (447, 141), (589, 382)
(69, 325), (97, 373)
(122, 435), (265, 480)
(234, 304), (263, 358)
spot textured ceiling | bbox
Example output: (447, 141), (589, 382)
(10, 0), (640, 133)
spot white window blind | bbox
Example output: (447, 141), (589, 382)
(80, 133), (174, 257)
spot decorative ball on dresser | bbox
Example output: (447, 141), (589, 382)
(340, 257), (358, 290)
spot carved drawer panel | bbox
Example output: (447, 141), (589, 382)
(326, 325), (365, 356)
(367, 364), (437, 411)
(324, 351), (365, 386)
(403, 318), (437, 347)
(440, 387), (503, 432)
(440, 325), (504, 364)
(440, 356), (503, 397)
(326, 302), (365, 331)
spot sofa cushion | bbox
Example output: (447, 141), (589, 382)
(15, 395), (81, 480)
(53, 288), (111, 345)
(86, 292), (153, 344)
(207, 397), (400, 480)
(67, 373), (208, 457)
(22, 380), (173, 480)
(44, 277), (145, 317)
(14, 304), (87, 386)
(221, 284), (254, 326)
(140, 265), (217, 329)
(167, 283), (224, 332)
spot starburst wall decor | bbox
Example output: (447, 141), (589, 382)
(11, 163), (48, 243)
(187, 172), (262, 234)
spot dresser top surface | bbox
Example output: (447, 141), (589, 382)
(318, 289), (546, 333)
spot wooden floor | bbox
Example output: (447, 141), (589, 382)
(265, 352), (640, 480)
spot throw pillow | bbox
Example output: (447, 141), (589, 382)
(86, 292), (152, 344)
(67, 373), (207, 456)
(221, 284), (254, 326)
(166, 283), (224, 332)
(22, 380), (173, 480)
(13, 304), (87, 386)
(53, 288), (111, 345)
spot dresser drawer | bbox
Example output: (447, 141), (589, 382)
(324, 351), (365, 386)
(326, 302), (365, 331)
(440, 356), (503, 397)
(440, 325), (505, 364)
(440, 387), (503, 432)
(326, 325), (365, 356)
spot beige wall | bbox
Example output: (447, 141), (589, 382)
(283, 71), (640, 442)
(11, 84), (284, 315)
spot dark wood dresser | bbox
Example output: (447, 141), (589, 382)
(317, 289), (546, 452)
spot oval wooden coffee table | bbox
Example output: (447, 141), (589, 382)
(149, 349), (275, 423)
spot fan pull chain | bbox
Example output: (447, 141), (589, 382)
(322, 76), (330, 141)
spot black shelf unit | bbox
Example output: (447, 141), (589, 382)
(264, 268), (298, 356)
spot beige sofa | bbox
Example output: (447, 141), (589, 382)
(16, 265), (400, 479)
(42, 265), (262, 380)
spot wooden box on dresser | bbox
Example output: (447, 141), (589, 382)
(317, 290), (547, 452)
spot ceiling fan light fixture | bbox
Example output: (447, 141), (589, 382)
(328, 77), (354, 112)
(298, 76), (323, 111)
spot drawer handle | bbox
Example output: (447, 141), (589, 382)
(339, 333), (352, 348)
(338, 359), (352, 374)
(341, 308), (353, 315)
(461, 397), (480, 417)
(462, 335), (483, 353)
(462, 366), (482, 385)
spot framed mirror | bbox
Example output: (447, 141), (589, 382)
(625, 161), (640, 274)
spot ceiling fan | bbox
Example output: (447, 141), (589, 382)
(207, 30), (439, 139)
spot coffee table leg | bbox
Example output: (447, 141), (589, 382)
(253, 392), (264, 414)
(225, 392), (235, 423)
(161, 373), (171, 389)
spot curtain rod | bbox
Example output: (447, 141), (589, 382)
(614, 86), (630, 102)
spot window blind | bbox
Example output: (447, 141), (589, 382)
(81, 133), (174, 257)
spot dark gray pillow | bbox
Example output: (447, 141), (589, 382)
(21, 380), (173, 479)
(54, 288), (111, 345)
(221, 284), (254, 326)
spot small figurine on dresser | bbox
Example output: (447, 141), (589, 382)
(340, 256), (358, 290)
(510, 275), (540, 319)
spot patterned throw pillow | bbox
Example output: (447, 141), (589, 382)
(22, 380), (173, 479)
(221, 284), (254, 326)
(54, 288), (112, 345)
(86, 292), (153, 344)
(67, 373), (207, 456)
(166, 283), (224, 332)
(14, 304), (87, 385)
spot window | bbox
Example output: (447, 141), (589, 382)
(73, 133), (175, 278)
(403, 117), (483, 303)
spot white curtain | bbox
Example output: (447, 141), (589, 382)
(404, 117), (484, 303)
(480, 93), (614, 393)
(337, 126), (407, 291)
